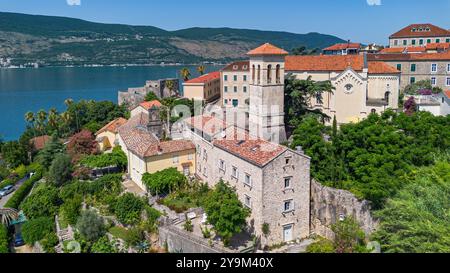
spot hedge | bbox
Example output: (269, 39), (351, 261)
(4, 170), (43, 209)
(0, 225), (9, 253)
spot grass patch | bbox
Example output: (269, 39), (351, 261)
(158, 182), (210, 213)
(108, 226), (129, 241)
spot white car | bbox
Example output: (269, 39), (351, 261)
(0, 185), (14, 197)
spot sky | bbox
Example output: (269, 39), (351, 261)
(0, 0), (449, 45)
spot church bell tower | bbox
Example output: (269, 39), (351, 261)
(247, 43), (288, 144)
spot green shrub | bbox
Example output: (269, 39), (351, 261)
(0, 225), (9, 253)
(48, 153), (73, 186)
(124, 227), (144, 247)
(60, 195), (82, 226)
(91, 236), (117, 253)
(112, 193), (144, 225)
(20, 183), (60, 219)
(142, 168), (187, 196)
(22, 217), (55, 245)
(40, 232), (59, 253)
(4, 169), (43, 209)
(306, 237), (335, 253)
(79, 146), (127, 170)
(14, 164), (27, 179)
(184, 218), (193, 232)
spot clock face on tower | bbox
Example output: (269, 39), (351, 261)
(344, 84), (354, 94)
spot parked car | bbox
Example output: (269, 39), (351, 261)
(0, 185), (14, 197)
(14, 233), (25, 248)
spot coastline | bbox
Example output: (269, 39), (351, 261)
(0, 63), (227, 70)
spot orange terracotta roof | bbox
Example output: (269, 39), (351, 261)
(118, 112), (194, 158)
(185, 115), (230, 136)
(30, 135), (50, 150)
(285, 55), (399, 74)
(368, 51), (450, 61)
(390, 24), (450, 38)
(184, 71), (220, 84)
(139, 100), (162, 110)
(96, 117), (128, 135)
(323, 43), (361, 51)
(221, 61), (250, 72)
(247, 43), (288, 56)
(426, 42), (450, 50)
(407, 47), (427, 53)
(444, 90), (450, 99)
(380, 47), (406, 54)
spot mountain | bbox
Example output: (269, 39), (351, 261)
(0, 12), (345, 66)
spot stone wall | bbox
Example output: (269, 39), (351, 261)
(310, 180), (378, 240)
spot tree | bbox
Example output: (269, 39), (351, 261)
(1, 141), (28, 168)
(66, 129), (98, 162)
(20, 183), (60, 219)
(144, 92), (159, 102)
(112, 193), (144, 225)
(60, 195), (82, 226)
(284, 75), (334, 127)
(36, 109), (48, 135)
(197, 65), (205, 75)
(403, 79), (442, 95)
(21, 217), (54, 245)
(332, 217), (367, 253)
(165, 80), (176, 96)
(306, 237), (335, 253)
(372, 160), (450, 253)
(37, 134), (64, 169)
(25, 112), (36, 136)
(180, 68), (191, 81)
(76, 210), (105, 242)
(142, 168), (187, 195)
(48, 153), (73, 186)
(203, 181), (249, 246)
(404, 96), (417, 116)
(0, 225), (9, 253)
(91, 236), (117, 253)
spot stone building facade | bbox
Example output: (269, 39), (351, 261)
(181, 115), (311, 247)
(118, 78), (180, 109)
(221, 61), (251, 110)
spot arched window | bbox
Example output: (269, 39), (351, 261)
(371, 109), (377, 114)
(252, 65), (255, 83)
(267, 65), (272, 84)
(276, 64), (281, 83)
(384, 92), (390, 104)
(257, 65), (261, 84)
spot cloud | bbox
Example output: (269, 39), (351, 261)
(367, 0), (382, 5)
(67, 0), (81, 6)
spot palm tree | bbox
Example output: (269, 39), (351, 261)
(166, 80), (176, 97)
(180, 68), (191, 82)
(197, 65), (206, 76)
(60, 112), (72, 137)
(48, 108), (60, 135)
(0, 208), (19, 226)
(37, 109), (48, 135)
(64, 98), (79, 132)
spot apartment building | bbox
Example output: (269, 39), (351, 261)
(183, 71), (221, 102)
(368, 51), (450, 91)
(389, 24), (450, 48)
(221, 61), (250, 110)
(286, 55), (401, 124)
(181, 115), (311, 247)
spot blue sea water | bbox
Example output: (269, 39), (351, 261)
(0, 65), (220, 141)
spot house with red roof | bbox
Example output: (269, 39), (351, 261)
(322, 42), (361, 56)
(182, 71), (221, 103)
(389, 23), (450, 48)
(95, 117), (128, 151)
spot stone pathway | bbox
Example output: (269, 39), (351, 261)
(272, 239), (314, 253)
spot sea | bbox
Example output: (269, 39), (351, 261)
(0, 65), (220, 141)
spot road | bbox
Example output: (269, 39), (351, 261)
(0, 176), (28, 208)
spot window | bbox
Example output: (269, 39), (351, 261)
(396, 64), (402, 71)
(224, 86), (228, 93)
(233, 75), (238, 81)
(436, 39), (441, 43)
(447, 64), (450, 72)
(203, 149), (207, 161)
(232, 99), (239, 107)
(276, 64), (281, 83)
(371, 109), (377, 114)
(224, 99), (228, 105)
(244, 195), (252, 209)
(188, 153), (193, 160)
(232, 166), (238, 179)
(284, 177), (292, 189)
(283, 200), (294, 213)
(172, 155), (179, 164)
(244, 173), (252, 187)
(427, 39), (432, 44)
(446, 38), (450, 43)
(412, 39), (416, 45)
(394, 40), (398, 46)
(219, 159), (225, 171)
(267, 64), (272, 84)
(197, 144), (201, 155)
(234, 86), (238, 93)
(257, 65), (261, 84)
(252, 65), (255, 83)
(431, 77), (437, 86)
(403, 40), (407, 46)
(410, 77), (416, 84)
(431, 64), (437, 72)
(385, 92), (391, 104)
(447, 77), (450, 86)
(224, 75), (228, 81)
(203, 167), (208, 177)
(285, 157), (291, 165)
(243, 75), (247, 82)
(410, 64), (416, 72)
(419, 39), (424, 45)
(243, 86), (247, 93)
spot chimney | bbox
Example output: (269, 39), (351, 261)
(296, 146), (304, 154)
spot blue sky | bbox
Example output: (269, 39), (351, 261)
(0, 0), (449, 45)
